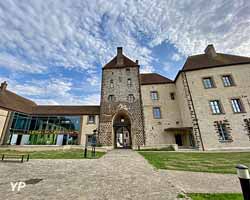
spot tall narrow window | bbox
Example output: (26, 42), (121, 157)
(128, 94), (135, 103)
(87, 115), (95, 124)
(216, 122), (230, 141)
(153, 107), (161, 119)
(202, 77), (215, 89)
(170, 92), (175, 100)
(231, 98), (244, 113)
(127, 78), (132, 87)
(110, 80), (114, 88)
(151, 91), (159, 100)
(222, 75), (234, 87)
(210, 100), (223, 114)
(108, 95), (115, 102)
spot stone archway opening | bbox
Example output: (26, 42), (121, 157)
(113, 112), (132, 149)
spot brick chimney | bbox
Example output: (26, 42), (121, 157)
(0, 81), (7, 92)
(116, 47), (124, 66)
(205, 44), (217, 57)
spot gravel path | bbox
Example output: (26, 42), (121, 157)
(0, 150), (181, 200)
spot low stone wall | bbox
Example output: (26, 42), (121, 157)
(0, 145), (108, 152)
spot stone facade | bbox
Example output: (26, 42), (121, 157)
(98, 48), (145, 148)
(185, 64), (250, 150)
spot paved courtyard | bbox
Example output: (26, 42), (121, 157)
(0, 150), (241, 200)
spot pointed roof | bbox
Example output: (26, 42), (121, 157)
(140, 73), (173, 85)
(183, 44), (250, 71)
(103, 47), (138, 69)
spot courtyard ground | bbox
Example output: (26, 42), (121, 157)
(139, 151), (250, 174)
(0, 150), (244, 200)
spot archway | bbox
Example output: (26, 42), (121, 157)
(113, 112), (132, 149)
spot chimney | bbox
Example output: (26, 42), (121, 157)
(0, 81), (7, 92)
(136, 60), (139, 65)
(116, 47), (124, 65)
(205, 44), (217, 57)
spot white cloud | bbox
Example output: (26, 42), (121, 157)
(0, 0), (250, 104)
(171, 53), (182, 62)
(0, 0), (249, 74)
(140, 65), (155, 73)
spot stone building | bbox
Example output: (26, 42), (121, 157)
(0, 45), (250, 150)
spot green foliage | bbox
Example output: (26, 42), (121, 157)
(188, 193), (243, 200)
(139, 152), (250, 174)
(177, 193), (186, 198)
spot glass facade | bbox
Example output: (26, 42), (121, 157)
(7, 112), (81, 145)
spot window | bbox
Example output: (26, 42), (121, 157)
(110, 80), (114, 88)
(108, 95), (115, 102)
(170, 92), (175, 100)
(126, 68), (130, 73)
(151, 91), (159, 100)
(216, 122), (230, 141)
(87, 115), (95, 124)
(128, 94), (135, 103)
(210, 100), (223, 114)
(231, 98), (244, 113)
(153, 107), (161, 119)
(127, 78), (132, 87)
(202, 77), (215, 89)
(222, 75), (234, 87)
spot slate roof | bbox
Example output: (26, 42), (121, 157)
(0, 89), (36, 113)
(103, 55), (138, 69)
(182, 53), (250, 72)
(140, 73), (173, 85)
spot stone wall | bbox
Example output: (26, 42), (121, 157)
(80, 115), (99, 145)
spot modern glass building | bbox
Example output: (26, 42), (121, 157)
(7, 112), (81, 145)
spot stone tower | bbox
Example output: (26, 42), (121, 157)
(98, 47), (145, 149)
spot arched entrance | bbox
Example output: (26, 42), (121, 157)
(113, 112), (132, 149)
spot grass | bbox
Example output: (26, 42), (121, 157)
(0, 149), (105, 159)
(187, 193), (243, 200)
(139, 151), (250, 174)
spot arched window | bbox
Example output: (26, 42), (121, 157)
(110, 80), (114, 88)
(128, 94), (135, 103)
(108, 95), (115, 102)
(127, 78), (132, 87)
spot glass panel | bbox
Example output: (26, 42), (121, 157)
(9, 112), (81, 145)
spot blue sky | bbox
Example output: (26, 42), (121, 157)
(0, 0), (250, 105)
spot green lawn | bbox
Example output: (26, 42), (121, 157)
(187, 193), (243, 200)
(0, 149), (105, 159)
(139, 151), (250, 174)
